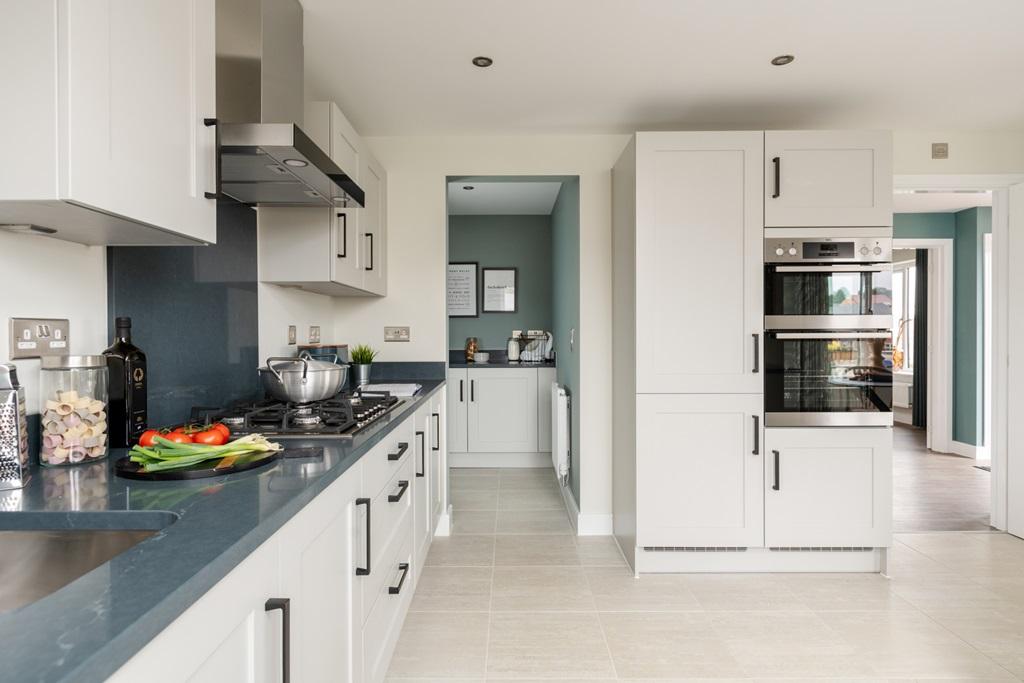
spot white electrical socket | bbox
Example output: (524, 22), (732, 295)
(287, 325), (297, 345)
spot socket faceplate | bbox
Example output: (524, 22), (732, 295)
(9, 318), (70, 359)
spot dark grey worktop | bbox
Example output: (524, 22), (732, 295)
(448, 349), (555, 369)
(0, 379), (444, 683)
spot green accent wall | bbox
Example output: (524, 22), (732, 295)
(551, 179), (581, 505)
(448, 215), (553, 350)
(893, 208), (991, 446)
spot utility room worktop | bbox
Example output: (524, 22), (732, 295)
(448, 349), (556, 369)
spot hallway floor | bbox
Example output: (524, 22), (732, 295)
(388, 467), (1024, 681)
(894, 424), (992, 532)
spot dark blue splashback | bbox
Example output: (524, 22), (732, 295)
(106, 203), (261, 427)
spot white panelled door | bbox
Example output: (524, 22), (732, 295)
(467, 368), (539, 453)
(1006, 181), (1024, 539)
(634, 131), (764, 394)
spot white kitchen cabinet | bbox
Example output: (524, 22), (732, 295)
(467, 368), (539, 453)
(764, 428), (892, 548)
(537, 367), (556, 452)
(0, 0), (217, 246)
(447, 368), (469, 453)
(360, 154), (388, 296)
(412, 404), (432, 581)
(636, 394), (764, 548)
(429, 390), (447, 532)
(633, 131), (764, 394)
(764, 130), (893, 227)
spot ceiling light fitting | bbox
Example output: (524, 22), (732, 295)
(471, 56), (493, 68)
(771, 54), (795, 66)
(283, 158), (308, 167)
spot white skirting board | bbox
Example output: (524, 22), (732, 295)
(434, 504), (452, 537)
(632, 546), (889, 574)
(560, 480), (613, 536)
(449, 451), (550, 468)
(950, 440), (979, 459)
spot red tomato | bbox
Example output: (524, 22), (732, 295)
(138, 429), (160, 447)
(193, 429), (227, 446)
(164, 432), (194, 444)
(210, 423), (231, 439)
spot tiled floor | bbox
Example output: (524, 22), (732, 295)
(894, 424), (992, 532)
(388, 467), (1024, 681)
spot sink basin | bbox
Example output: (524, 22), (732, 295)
(0, 521), (169, 613)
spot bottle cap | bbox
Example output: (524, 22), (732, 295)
(115, 317), (132, 328)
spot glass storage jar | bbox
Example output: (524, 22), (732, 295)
(39, 356), (109, 466)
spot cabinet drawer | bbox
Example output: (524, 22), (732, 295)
(363, 419), (415, 498)
(362, 460), (413, 623)
(362, 535), (414, 683)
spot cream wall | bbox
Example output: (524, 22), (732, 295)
(257, 282), (336, 362)
(335, 134), (629, 518)
(893, 130), (1024, 175)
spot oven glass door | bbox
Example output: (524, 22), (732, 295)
(765, 331), (894, 427)
(765, 264), (892, 329)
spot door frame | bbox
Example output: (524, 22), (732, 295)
(891, 237), (954, 455)
(895, 173), (1024, 532)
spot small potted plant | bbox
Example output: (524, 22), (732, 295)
(349, 344), (378, 387)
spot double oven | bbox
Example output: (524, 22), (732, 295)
(763, 230), (894, 427)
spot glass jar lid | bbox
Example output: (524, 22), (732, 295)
(41, 355), (107, 369)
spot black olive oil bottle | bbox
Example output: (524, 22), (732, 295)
(103, 317), (147, 447)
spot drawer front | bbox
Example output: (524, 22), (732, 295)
(363, 418), (415, 498)
(362, 534), (414, 683)
(362, 461), (413, 623)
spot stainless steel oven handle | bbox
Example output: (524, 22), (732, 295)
(772, 265), (891, 273)
(773, 332), (892, 340)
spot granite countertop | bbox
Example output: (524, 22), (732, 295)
(0, 379), (444, 683)
(448, 359), (557, 369)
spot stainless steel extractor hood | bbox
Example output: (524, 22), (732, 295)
(215, 0), (364, 208)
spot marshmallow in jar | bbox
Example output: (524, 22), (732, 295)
(39, 355), (109, 466)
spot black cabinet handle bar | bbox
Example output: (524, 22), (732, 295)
(432, 413), (440, 451)
(337, 213), (347, 258)
(772, 450), (780, 491)
(389, 480), (410, 503)
(752, 415), (760, 455)
(415, 430), (425, 477)
(389, 563), (411, 595)
(752, 334), (760, 374)
(388, 442), (409, 461)
(772, 156), (781, 199)
(203, 118), (221, 200)
(264, 598), (291, 683)
(365, 232), (374, 271)
(355, 497), (371, 576)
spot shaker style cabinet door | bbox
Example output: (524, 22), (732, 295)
(467, 368), (539, 453)
(764, 130), (893, 227)
(636, 394), (764, 548)
(447, 369), (469, 453)
(764, 428), (892, 548)
(360, 154), (388, 296)
(634, 132), (764, 394)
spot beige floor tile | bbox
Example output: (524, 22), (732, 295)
(574, 536), (627, 566)
(451, 474), (501, 491)
(499, 468), (559, 487)
(452, 488), (500, 511)
(487, 612), (616, 679)
(452, 467), (502, 476)
(453, 510), (498, 534)
(600, 611), (744, 678)
(775, 573), (914, 611)
(887, 573), (1007, 612)
(491, 566), (596, 611)
(410, 566), (492, 611)
(425, 535), (496, 567)
(494, 534), (581, 566)
(584, 566), (701, 611)
(387, 611), (489, 678)
(684, 573), (810, 611)
(497, 486), (565, 510)
(495, 508), (573, 534)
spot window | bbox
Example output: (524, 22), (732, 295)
(892, 259), (917, 371)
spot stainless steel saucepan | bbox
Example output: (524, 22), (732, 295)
(258, 353), (348, 403)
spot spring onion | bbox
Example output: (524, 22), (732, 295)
(129, 434), (283, 473)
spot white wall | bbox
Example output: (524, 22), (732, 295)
(257, 282), (336, 362)
(893, 130), (1024, 175)
(337, 134), (629, 517)
(0, 232), (108, 414)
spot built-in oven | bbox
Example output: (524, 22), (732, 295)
(765, 233), (892, 330)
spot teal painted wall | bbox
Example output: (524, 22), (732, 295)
(551, 179), (581, 505)
(893, 209), (992, 446)
(448, 215), (553, 350)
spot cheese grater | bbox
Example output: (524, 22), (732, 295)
(1, 363), (30, 490)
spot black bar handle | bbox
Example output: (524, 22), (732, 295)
(203, 118), (221, 200)
(772, 450), (780, 491)
(365, 232), (374, 271)
(388, 442), (409, 461)
(388, 562), (411, 595)
(432, 413), (440, 451)
(772, 156), (781, 198)
(470, 379), (475, 402)
(337, 213), (347, 258)
(752, 334), (760, 374)
(459, 379), (464, 402)
(264, 597), (291, 683)
(415, 430), (425, 477)
(388, 479), (410, 503)
(355, 497), (371, 576)
(752, 415), (760, 455)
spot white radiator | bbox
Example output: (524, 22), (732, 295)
(551, 383), (570, 485)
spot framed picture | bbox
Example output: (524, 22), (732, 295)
(482, 267), (518, 313)
(447, 262), (478, 317)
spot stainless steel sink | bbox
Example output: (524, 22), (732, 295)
(0, 529), (156, 613)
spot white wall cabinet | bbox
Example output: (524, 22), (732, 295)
(637, 394), (764, 548)
(764, 428), (892, 548)
(467, 368), (538, 453)
(764, 130), (893, 228)
(634, 131), (764, 394)
(0, 0), (217, 246)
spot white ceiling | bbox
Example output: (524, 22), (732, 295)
(447, 181), (563, 215)
(301, 0), (1024, 135)
(893, 191), (993, 214)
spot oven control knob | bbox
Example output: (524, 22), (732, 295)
(860, 246), (870, 255)
(775, 247), (784, 256)
(873, 246), (883, 255)
(787, 247), (797, 256)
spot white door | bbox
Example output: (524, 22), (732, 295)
(412, 407), (431, 574)
(764, 427), (892, 548)
(447, 369), (469, 453)
(467, 369), (539, 453)
(278, 467), (363, 682)
(635, 131), (764, 394)
(63, 0), (217, 243)
(1006, 182), (1024, 538)
(537, 367), (556, 452)
(764, 130), (892, 228)
(361, 155), (387, 295)
(636, 394), (764, 548)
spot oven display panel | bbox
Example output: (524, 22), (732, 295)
(802, 241), (855, 259)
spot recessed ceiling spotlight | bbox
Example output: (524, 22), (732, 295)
(471, 56), (493, 68)
(463, 185), (475, 190)
(283, 158), (308, 167)
(771, 54), (795, 66)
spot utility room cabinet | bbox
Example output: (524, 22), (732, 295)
(258, 101), (387, 296)
(764, 130), (893, 227)
(0, 0), (217, 246)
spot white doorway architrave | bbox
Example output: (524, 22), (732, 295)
(895, 173), (1024, 534)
